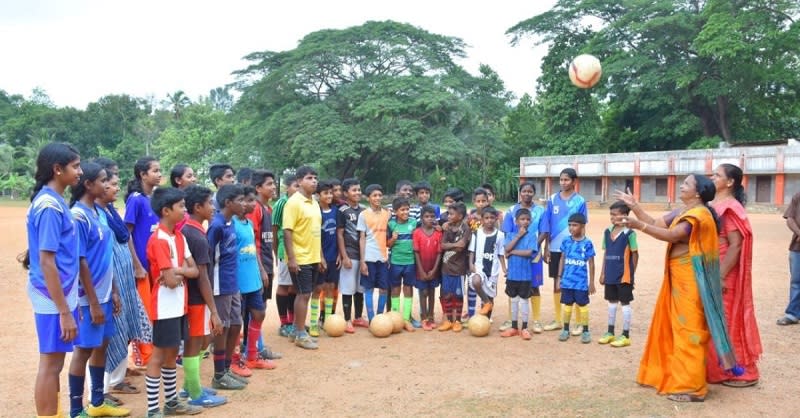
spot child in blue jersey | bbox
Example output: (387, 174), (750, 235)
(312, 181), (340, 337)
(388, 197), (418, 331)
(124, 156), (162, 368)
(598, 201), (638, 347)
(23, 143), (82, 418)
(501, 208), (538, 340)
(542, 168), (588, 334)
(67, 163), (130, 418)
(557, 213), (596, 344)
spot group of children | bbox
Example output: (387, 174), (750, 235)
(24, 141), (641, 418)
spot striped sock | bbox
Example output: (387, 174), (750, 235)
(162, 367), (178, 404)
(324, 297), (334, 317)
(310, 298), (319, 328)
(145, 374), (160, 413)
(213, 350), (226, 379)
(467, 287), (477, 317)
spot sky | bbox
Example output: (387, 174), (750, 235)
(0, 0), (557, 110)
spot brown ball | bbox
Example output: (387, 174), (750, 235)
(323, 314), (346, 337)
(369, 314), (393, 338)
(386, 311), (404, 333)
(468, 314), (491, 337)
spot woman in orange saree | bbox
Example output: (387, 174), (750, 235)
(708, 164), (761, 386)
(615, 174), (739, 402)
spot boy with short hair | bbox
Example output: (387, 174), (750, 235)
(480, 183), (504, 225)
(209, 164), (236, 210)
(180, 185), (226, 407)
(413, 181), (440, 221)
(468, 206), (506, 319)
(598, 201), (638, 347)
(501, 208), (538, 340)
(464, 187), (491, 322)
(144, 187), (202, 417)
(388, 197), (418, 331)
(207, 184), (248, 390)
(557, 213), (596, 343)
(311, 180), (339, 337)
(438, 187), (464, 226)
(272, 174), (299, 337)
(330, 178), (345, 206)
(413, 205), (443, 330)
(358, 184), (392, 321)
(438, 202), (471, 332)
(337, 178), (367, 332)
(283, 166), (322, 350)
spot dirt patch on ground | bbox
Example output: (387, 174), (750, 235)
(1, 206), (797, 417)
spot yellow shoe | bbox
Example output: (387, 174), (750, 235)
(542, 321), (562, 331)
(479, 302), (493, 315)
(452, 321), (463, 332)
(598, 332), (615, 344)
(610, 335), (631, 347)
(437, 320), (453, 331)
(87, 401), (131, 417)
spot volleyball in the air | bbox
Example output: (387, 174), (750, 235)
(568, 54), (602, 89)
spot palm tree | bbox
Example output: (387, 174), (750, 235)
(164, 90), (191, 120)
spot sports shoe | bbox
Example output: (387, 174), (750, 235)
(598, 332), (616, 344)
(531, 321), (544, 334)
(258, 346), (283, 360)
(345, 321), (355, 334)
(422, 320), (433, 331)
(288, 329), (298, 343)
(278, 324), (292, 337)
(187, 393), (227, 408)
(499, 320), (513, 331)
(164, 399), (202, 416)
(410, 317), (422, 328)
(86, 400), (131, 417)
(611, 335), (631, 347)
(179, 386), (217, 399)
(558, 329), (570, 341)
(403, 321), (415, 332)
(295, 332), (319, 350)
(581, 331), (592, 344)
(226, 370), (249, 384)
(571, 326), (583, 336)
(309, 324), (320, 338)
(500, 328), (520, 337)
(543, 320), (562, 331)
(211, 373), (246, 390)
(437, 320), (453, 331)
(146, 410), (163, 418)
(230, 361), (252, 377)
(520, 329), (532, 340)
(246, 357), (277, 370)
(479, 302), (493, 315)
(352, 317), (369, 328)
(452, 321), (463, 332)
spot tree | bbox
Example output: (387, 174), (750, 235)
(207, 87), (234, 112)
(164, 90), (191, 120)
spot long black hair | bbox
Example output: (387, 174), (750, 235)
(720, 163), (747, 206)
(170, 163), (191, 188)
(70, 162), (106, 207)
(693, 173), (720, 232)
(126, 156), (157, 202)
(30, 142), (80, 202)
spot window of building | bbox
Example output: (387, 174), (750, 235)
(655, 178), (668, 196)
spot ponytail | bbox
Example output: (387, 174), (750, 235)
(126, 156), (157, 202)
(720, 163), (747, 206)
(693, 173), (721, 233)
(30, 142), (80, 201)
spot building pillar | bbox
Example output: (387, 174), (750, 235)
(776, 148), (785, 205)
(601, 176), (609, 203)
(545, 177), (552, 198)
(633, 155), (641, 202)
(667, 175), (676, 204)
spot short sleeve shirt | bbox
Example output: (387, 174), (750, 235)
(602, 226), (637, 285)
(146, 224), (192, 320)
(542, 192), (588, 253)
(504, 230), (538, 281)
(72, 202), (114, 305)
(559, 236), (596, 291)
(389, 218), (417, 265)
(337, 204), (364, 260)
(321, 206), (339, 262)
(357, 208), (391, 262)
(785, 192), (800, 252)
(413, 228), (442, 274)
(181, 219), (211, 306)
(283, 192), (322, 265)
(124, 192), (159, 271)
(233, 216), (262, 294)
(247, 201), (274, 274)
(207, 213), (239, 296)
(272, 195), (289, 261)
(470, 229), (505, 280)
(441, 222), (471, 276)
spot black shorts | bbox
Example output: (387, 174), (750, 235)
(262, 273), (274, 300)
(290, 263), (320, 294)
(152, 316), (187, 348)
(560, 288), (590, 306)
(505, 280), (533, 299)
(604, 283), (634, 304)
(548, 252), (562, 278)
(321, 260), (340, 285)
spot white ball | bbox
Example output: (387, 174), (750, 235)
(568, 54), (602, 89)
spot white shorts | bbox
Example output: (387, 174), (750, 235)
(276, 260), (293, 286)
(469, 272), (498, 298)
(338, 259), (364, 295)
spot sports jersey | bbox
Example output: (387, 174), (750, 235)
(337, 203), (364, 260)
(388, 218), (417, 265)
(559, 236), (596, 291)
(505, 229), (538, 281)
(412, 228), (442, 274)
(146, 223), (192, 320)
(272, 195), (289, 261)
(542, 192), (588, 253)
(207, 212), (239, 296)
(502, 203), (545, 236)
(72, 201), (114, 305)
(247, 201), (274, 274)
(441, 222), (471, 276)
(469, 229), (504, 280)
(124, 192), (159, 271)
(26, 186), (80, 314)
(602, 226), (638, 285)
(357, 207), (391, 262)
(233, 216), (261, 294)
(181, 218), (211, 306)
(283, 192), (322, 265)
(321, 205), (339, 262)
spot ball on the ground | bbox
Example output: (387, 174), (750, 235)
(323, 314), (346, 337)
(568, 54), (602, 89)
(468, 314), (491, 337)
(369, 314), (393, 338)
(386, 311), (404, 334)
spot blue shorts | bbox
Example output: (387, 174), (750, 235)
(531, 260), (544, 288)
(441, 274), (463, 297)
(73, 302), (116, 349)
(241, 289), (266, 313)
(360, 261), (389, 290)
(390, 264), (416, 288)
(560, 288), (590, 306)
(321, 259), (340, 285)
(415, 277), (440, 290)
(35, 311), (76, 353)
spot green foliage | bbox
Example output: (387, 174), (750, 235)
(687, 136), (722, 150)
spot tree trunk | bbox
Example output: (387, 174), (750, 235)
(716, 95), (731, 142)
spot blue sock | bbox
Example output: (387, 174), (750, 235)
(377, 293), (387, 314)
(467, 287), (477, 317)
(69, 373), (85, 417)
(365, 289), (375, 321)
(88, 365), (105, 407)
(257, 335), (264, 352)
